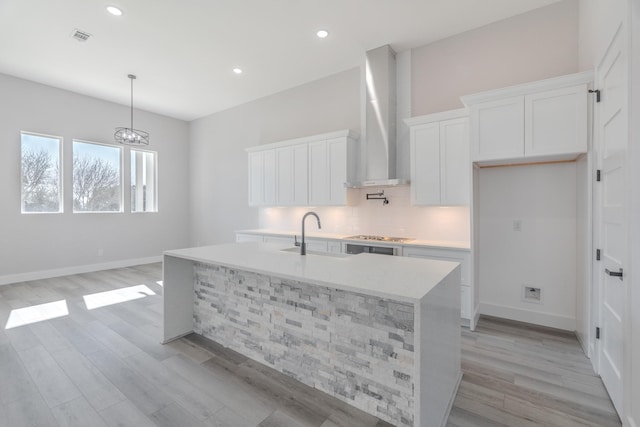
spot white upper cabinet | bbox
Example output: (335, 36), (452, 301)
(525, 85), (588, 157)
(462, 71), (592, 165)
(247, 149), (276, 206)
(471, 96), (524, 162)
(276, 144), (308, 206)
(246, 130), (357, 207)
(407, 109), (470, 206)
(309, 137), (353, 206)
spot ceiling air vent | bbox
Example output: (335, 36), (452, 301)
(71, 29), (92, 42)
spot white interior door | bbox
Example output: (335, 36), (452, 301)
(595, 24), (627, 416)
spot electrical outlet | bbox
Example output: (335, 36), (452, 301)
(513, 219), (522, 232)
(522, 286), (542, 304)
(97, 248), (104, 257)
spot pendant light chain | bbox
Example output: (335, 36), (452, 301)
(114, 73), (150, 145)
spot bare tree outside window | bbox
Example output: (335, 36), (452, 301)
(73, 141), (122, 212)
(21, 133), (62, 213)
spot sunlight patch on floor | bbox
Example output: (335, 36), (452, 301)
(5, 299), (69, 329)
(83, 284), (156, 310)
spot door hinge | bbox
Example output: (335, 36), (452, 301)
(596, 327), (601, 339)
(596, 170), (601, 182)
(596, 249), (601, 261)
(589, 89), (601, 103)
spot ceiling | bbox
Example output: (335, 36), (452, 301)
(0, 0), (561, 122)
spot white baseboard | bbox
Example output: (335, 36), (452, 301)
(0, 256), (162, 286)
(479, 302), (576, 331)
(628, 415), (638, 427)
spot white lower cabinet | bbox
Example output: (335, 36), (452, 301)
(327, 240), (342, 253)
(263, 235), (294, 246)
(402, 246), (472, 321)
(236, 233), (264, 243)
(305, 239), (328, 253)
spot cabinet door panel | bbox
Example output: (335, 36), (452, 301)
(525, 85), (588, 157)
(263, 150), (276, 205)
(276, 148), (294, 205)
(472, 96), (524, 161)
(327, 138), (347, 205)
(440, 118), (470, 205)
(308, 141), (328, 205)
(276, 145), (308, 206)
(292, 145), (308, 205)
(248, 152), (264, 206)
(410, 123), (441, 205)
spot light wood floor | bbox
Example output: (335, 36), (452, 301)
(0, 263), (621, 427)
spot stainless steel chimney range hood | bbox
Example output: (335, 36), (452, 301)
(345, 45), (409, 189)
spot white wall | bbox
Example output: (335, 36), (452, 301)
(411, 0), (579, 116)
(258, 186), (470, 244)
(189, 69), (360, 246)
(478, 163), (577, 330)
(0, 73), (190, 283)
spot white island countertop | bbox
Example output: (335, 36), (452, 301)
(164, 242), (459, 303)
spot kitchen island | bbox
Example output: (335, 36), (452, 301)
(163, 242), (461, 427)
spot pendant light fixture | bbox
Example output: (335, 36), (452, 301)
(114, 74), (149, 145)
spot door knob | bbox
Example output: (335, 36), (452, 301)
(605, 268), (623, 280)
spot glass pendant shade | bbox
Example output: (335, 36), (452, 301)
(115, 74), (149, 145)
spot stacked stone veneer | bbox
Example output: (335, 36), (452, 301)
(193, 262), (416, 426)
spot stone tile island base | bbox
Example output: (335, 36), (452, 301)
(163, 243), (461, 427)
(194, 262), (415, 425)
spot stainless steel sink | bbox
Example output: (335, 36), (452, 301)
(280, 247), (350, 258)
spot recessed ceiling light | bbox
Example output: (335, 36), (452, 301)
(233, 67), (243, 75)
(316, 29), (329, 39)
(106, 5), (123, 16)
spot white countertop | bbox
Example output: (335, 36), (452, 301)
(164, 242), (459, 303)
(236, 229), (471, 250)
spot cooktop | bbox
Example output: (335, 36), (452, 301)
(345, 235), (415, 243)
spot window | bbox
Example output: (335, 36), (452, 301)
(21, 132), (62, 213)
(131, 149), (157, 212)
(73, 140), (122, 212)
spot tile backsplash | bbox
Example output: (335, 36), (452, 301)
(259, 186), (470, 243)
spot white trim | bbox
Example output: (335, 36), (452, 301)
(245, 129), (359, 152)
(440, 372), (463, 427)
(627, 416), (638, 427)
(404, 108), (468, 127)
(461, 71), (594, 106)
(0, 256), (162, 286)
(479, 302), (576, 331)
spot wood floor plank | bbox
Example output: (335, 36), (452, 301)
(150, 403), (207, 427)
(17, 345), (82, 408)
(0, 343), (41, 406)
(51, 396), (109, 427)
(2, 389), (58, 427)
(50, 346), (127, 411)
(86, 348), (173, 416)
(98, 399), (158, 427)
(124, 350), (224, 420)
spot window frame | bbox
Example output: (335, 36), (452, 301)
(130, 148), (159, 213)
(20, 131), (64, 214)
(72, 139), (124, 214)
